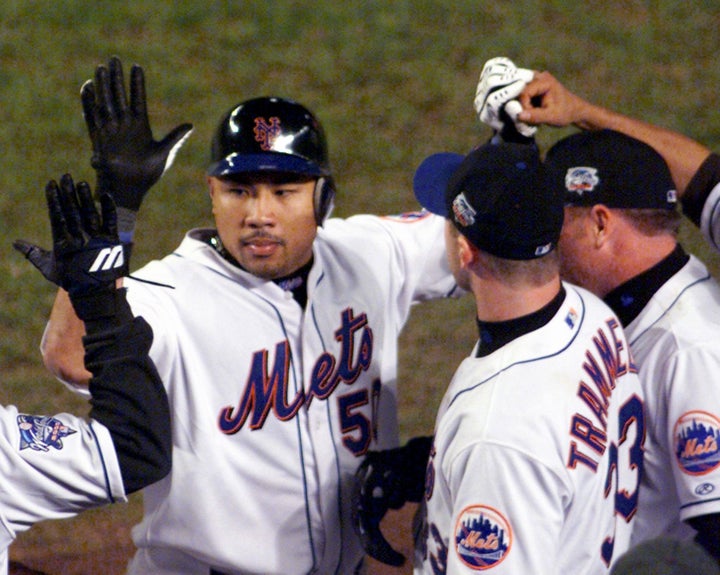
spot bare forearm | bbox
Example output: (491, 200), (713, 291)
(42, 289), (92, 387)
(519, 71), (713, 194)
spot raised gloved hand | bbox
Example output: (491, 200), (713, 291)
(14, 174), (129, 320)
(82, 56), (193, 241)
(474, 57), (537, 142)
(352, 436), (433, 566)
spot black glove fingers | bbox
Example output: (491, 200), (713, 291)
(11, 239), (34, 259)
(80, 80), (100, 142)
(58, 174), (84, 242)
(12, 239), (58, 284)
(108, 56), (129, 119)
(94, 64), (115, 123)
(45, 179), (70, 250)
(98, 192), (119, 239)
(76, 180), (102, 238)
(23, 174), (126, 295)
(129, 63), (149, 122)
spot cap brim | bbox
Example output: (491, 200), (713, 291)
(413, 152), (464, 217)
(208, 152), (324, 177)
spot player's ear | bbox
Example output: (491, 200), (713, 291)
(457, 234), (478, 268)
(589, 204), (612, 248)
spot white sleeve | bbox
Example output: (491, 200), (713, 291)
(700, 181), (720, 253)
(344, 210), (461, 302)
(0, 403), (126, 544)
(444, 444), (564, 575)
(663, 345), (720, 521)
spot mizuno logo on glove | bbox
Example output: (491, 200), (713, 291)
(14, 174), (129, 297)
(89, 245), (125, 273)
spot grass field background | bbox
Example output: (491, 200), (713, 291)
(1, 1), (720, 573)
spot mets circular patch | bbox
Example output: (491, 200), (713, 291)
(454, 505), (512, 570)
(674, 410), (720, 475)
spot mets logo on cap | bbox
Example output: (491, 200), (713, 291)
(674, 411), (720, 475)
(452, 192), (477, 228)
(454, 505), (512, 570)
(565, 167), (599, 197)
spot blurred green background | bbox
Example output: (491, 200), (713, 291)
(1, 1), (719, 573)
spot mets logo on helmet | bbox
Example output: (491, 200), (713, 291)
(565, 167), (599, 196)
(674, 410), (720, 475)
(454, 505), (512, 570)
(253, 117), (282, 151)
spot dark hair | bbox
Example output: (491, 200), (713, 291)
(619, 208), (682, 237)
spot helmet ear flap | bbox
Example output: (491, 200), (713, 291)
(315, 177), (336, 225)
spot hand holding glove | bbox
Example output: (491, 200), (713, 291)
(474, 57), (537, 141)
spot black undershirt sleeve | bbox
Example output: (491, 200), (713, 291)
(681, 152), (720, 227)
(76, 288), (172, 494)
(688, 513), (720, 564)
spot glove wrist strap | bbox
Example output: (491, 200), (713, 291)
(70, 286), (132, 324)
(116, 206), (138, 242)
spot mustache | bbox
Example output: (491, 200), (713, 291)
(240, 231), (286, 245)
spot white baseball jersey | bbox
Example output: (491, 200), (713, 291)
(120, 212), (457, 574)
(0, 404), (125, 574)
(415, 284), (645, 575)
(621, 254), (720, 543)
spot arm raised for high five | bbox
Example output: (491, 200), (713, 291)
(42, 56), (192, 390)
(14, 174), (171, 491)
(82, 56), (193, 242)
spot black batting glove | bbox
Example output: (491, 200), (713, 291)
(14, 174), (130, 321)
(352, 435), (433, 567)
(81, 56), (192, 238)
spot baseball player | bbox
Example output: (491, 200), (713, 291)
(474, 59), (720, 561)
(3, 173), (171, 574)
(403, 140), (645, 574)
(40, 58), (459, 574)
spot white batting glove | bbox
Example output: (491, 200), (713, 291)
(474, 57), (536, 138)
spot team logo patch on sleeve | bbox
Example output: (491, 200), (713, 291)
(17, 415), (76, 452)
(454, 505), (512, 570)
(674, 411), (720, 475)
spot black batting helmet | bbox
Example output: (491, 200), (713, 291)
(208, 96), (335, 222)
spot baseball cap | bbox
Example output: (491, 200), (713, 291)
(413, 142), (564, 260)
(544, 129), (678, 209)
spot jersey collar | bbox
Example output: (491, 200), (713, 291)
(475, 286), (567, 357)
(604, 243), (689, 327)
